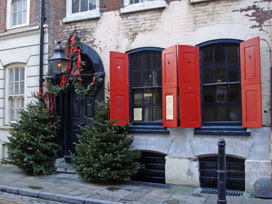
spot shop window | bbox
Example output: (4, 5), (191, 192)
(201, 43), (242, 125)
(199, 155), (245, 191)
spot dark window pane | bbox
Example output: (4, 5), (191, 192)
(204, 67), (213, 83)
(152, 70), (162, 86)
(81, 0), (88, 11)
(144, 89), (152, 105)
(227, 46), (238, 64)
(153, 89), (162, 105)
(215, 67), (225, 83)
(141, 53), (149, 70)
(214, 47), (225, 65)
(204, 106), (214, 121)
(229, 105), (241, 121)
(216, 105), (227, 121)
(72, 0), (79, 13)
(131, 53), (141, 70)
(89, 0), (96, 10)
(133, 89), (142, 105)
(216, 86), (227, 103)
(144, 106), (152, 121)
(132, 72), (141, 87)
(228, 66), (239, 82)
(154, 106), (162, 121)
(204, 86), (215, 103)
(130, 50), (162, 124)
(143, 71), (152, 86)
(229, 85), (240, 103)
(202, 47), (212, 65)
(152, 52), (161, 69)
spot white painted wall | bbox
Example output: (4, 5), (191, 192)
(0, 27), (48, 159)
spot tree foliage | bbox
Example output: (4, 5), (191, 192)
(7, 94), (60, 175)
(72, 98), (141, 183)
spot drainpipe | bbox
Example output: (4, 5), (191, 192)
(39, 0), (45, 90)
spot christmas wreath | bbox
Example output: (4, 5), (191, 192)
(39, 32), (103, 111)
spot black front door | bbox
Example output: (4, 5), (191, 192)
(54, 48), (105, 159)
(68, 79), (95, 155)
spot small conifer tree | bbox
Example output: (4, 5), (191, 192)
(7, 93), (60, 175)
(72, 97), (141, 183)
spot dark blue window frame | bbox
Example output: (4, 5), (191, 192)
(195, 39), (250, 136)
(126, 47), (169, 134)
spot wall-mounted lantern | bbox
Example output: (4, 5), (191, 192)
(48, 41), (70, 75)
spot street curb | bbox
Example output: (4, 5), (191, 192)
(0, 185), (121, 204)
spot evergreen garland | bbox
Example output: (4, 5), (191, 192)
(44, 32), (103, 98)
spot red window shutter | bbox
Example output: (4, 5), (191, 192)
(162, 46), (178, 127)
(109, 51), (129, 125)
(110, 51), (129, 90)
(110, 90), (129, 126)
(162, 45), (178, 88)
(240, 37), (262, 128)
(178, 45), (201, 128)
(162, 88), (178, 127)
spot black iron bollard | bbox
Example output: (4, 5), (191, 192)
(217, 139), (227, 204)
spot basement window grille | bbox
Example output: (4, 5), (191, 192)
(199, 156), (245, 191)
(131, 151), (166, 184)
(200, 188), (244, 197)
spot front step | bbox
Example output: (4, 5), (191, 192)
(55, 158), (77, 174)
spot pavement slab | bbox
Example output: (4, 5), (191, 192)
(0, 165), (272, 204)
(168, 194), (207, 204)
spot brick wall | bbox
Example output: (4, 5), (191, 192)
(100, 0), (123, 12)
(29, 0), (41, 27)
(0, 0), (7, 33)
(46, 0), (271, 126)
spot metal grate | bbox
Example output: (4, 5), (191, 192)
(200, 188), (244, 197)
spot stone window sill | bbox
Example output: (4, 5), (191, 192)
(120, 1), (167, 14)
(0, 126), (11, 130)
(0, 26), (40, 38)
(194, 126), (251, 136)
(129, 124), (169, 134)
(63, 9), (101, 23)
(190, 0), (211, 3)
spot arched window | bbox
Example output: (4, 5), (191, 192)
(199, 155), (245, 191)
(199, 40), (242, 126)
(128, 48), (163, 123)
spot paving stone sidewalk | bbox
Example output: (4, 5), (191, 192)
(0, 165), (271, 204)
